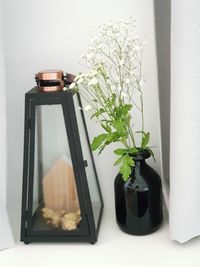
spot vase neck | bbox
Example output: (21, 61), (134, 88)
(129, 149), (151, 161)
(133, 159), (146, 169)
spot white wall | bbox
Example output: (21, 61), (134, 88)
(2, 0), (161, 211)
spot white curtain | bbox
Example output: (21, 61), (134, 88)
(170, 0), (200, 243)
(155, 0), (200, 243)
(0, 0), (15, 250)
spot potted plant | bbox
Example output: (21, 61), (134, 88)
(68, 18), (162, 235)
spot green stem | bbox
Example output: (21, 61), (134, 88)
(140, 92), (144, 132)
(128, 126), (136, 147)
(121, 140), (129, 149)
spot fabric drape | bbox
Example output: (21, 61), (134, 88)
(155, 0), (200, 243)
(170, 0), (200, 243)
(0, 0), (15, 250)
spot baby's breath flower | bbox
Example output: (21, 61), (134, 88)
(121, 92), (128, 98)
(90, 36), (98, 43)
(76, 78), (84, 84)
(69, 82), (76, 89)
(119, 60), (125, 66)
(91, 70), (98, 76)
(84, 105), (92, 111)
(139, 80), (144, 87)
(110, 85), (116, 91)
(130, 71), (136, 76)
(115, 77), (120, 83)
(88, 77), (98, 86)
(74, 19), (148, 181)
(86, 53), (95, 60)
(125, 78), (130, 85)
(74, 76), (81, 82)
(134, 46), (141, 51)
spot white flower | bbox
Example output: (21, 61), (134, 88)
(112, 25), (118, 33)
(134, 46), (141, 51)
(97, 43), (103, 50)
(134, 35), (139, 40)
(125, 78), (130, 85)
(127, 36), (133, 42)
(139, 80), (144, 87)
(116, 87), (121, 93)
(74, 74), (85, 83)
(117, 20), (122, 24)
(115, 76), (120, 83)
(63, 87), (67, 91)
(84, 105), (92, 111)
(130, 71), (136, 76)
(121, 92), (128, 98)
(74, 76), (79, 82)
(119, 59), (124, 66)
(96, 54), (103, 61)
(88, 77), (98, 86)
(69, 82), (76, 89)
(90, 36), (98, 43)
(91, 70), (98, 76)
(110, 85), (116, 91)
(110, 48), (117, 54)
(86, 53), (95, 60)
(88, 46), (96, 52)
(76, 78), (84, 84)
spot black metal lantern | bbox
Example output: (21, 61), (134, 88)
(20, 86), (103, 244)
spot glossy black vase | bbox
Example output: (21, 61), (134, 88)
(114, 150), (162, 235)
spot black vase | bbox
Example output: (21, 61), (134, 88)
(114, 149), (162, 235)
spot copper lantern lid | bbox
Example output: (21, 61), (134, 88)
(35, 69), (64, 92)
(35, 69), (76, 92)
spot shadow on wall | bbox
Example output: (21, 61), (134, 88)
(154, 0), (171, 202)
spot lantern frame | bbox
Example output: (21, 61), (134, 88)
(20, 87), (104, 244)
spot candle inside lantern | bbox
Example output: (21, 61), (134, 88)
(41, 155), (81, 230)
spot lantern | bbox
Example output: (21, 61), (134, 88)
(20, 83), (103, 244)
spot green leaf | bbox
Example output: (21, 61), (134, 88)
(141, 132), (150, 148)
(121, 104), (132, 115)
(101, 123), (111, 133)
(90, 108), (105, 119)
(114, 155), (124, 165)
(146, 147), (156, 162)
(91, 134), (107, 151)
(114, 147), (138, 156)
(120, 155), (135, 181)
(98, 144), (107, 155)
(136, 131), (150, 148)
(127, 147), (139, 154)
(111, 120), (128, 138)
(106, 132), (121, 142)
(114, 148), (127, 155)
(136, 130), (146, 135)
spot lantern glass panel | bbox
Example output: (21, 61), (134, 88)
(74, 95), (102, 228)
(32, 104), (81, 232)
